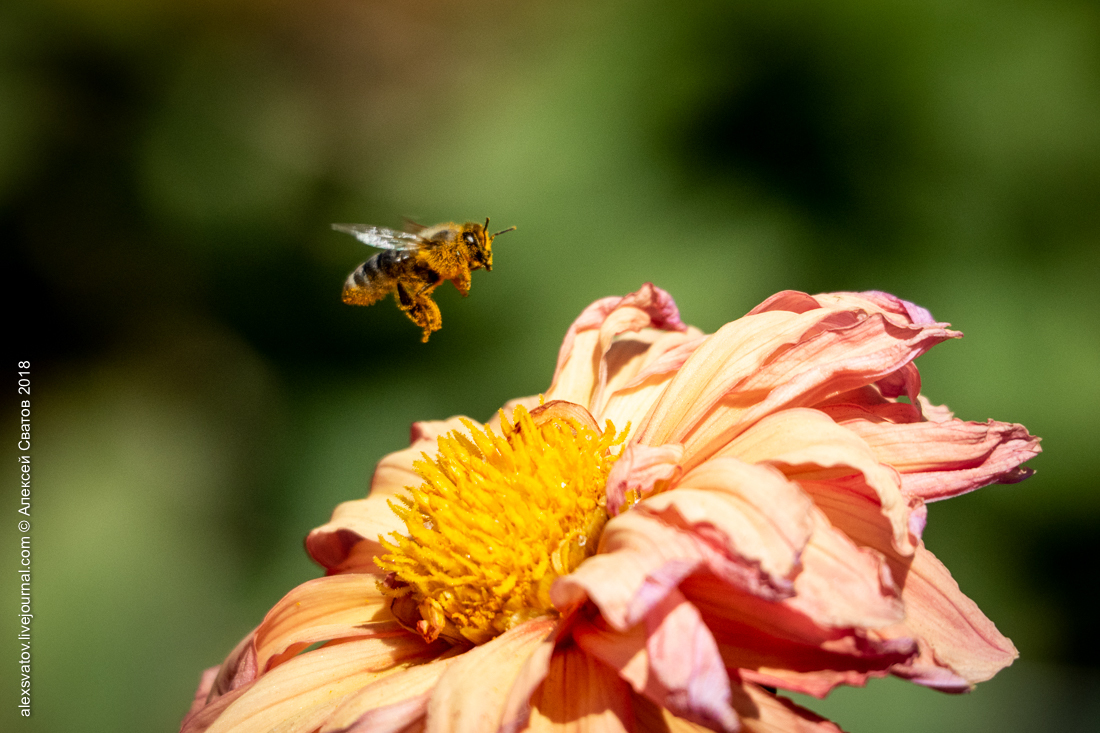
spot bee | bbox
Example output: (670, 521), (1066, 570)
(333, 218), (516, 342)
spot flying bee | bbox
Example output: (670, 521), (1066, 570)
(333, 218), (516, 342)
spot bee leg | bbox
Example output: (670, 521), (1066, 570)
(409, 295), (442, 342)
(397, 283), (442, 342)
(450, 268), (472, 297)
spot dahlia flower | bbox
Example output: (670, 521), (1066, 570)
(182, 284), (1039, 733)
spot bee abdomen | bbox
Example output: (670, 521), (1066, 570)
(343, 252), (398, 305)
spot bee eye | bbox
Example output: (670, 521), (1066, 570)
(463, 233), (476, 246)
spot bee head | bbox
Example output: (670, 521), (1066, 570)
(464, 218), (515, 272)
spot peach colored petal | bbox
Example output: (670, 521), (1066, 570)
(649, 457), (815, 581)
(182, 685), (252, 733)
(786, 509), (904, 629)
(254, 575), (405, 673)
(681, 573), (916, 699)
(805, 488), (1017, 686)
(635, 309), (829, 448)
(604, 443), (684, 515)
(746, 290), (824, 316)
(673, 311), (960, 471)
(573, 590), (739, 733)
(889, 542), (1018, 685)
(630, 685), (844, 733)
(307, 418), (472, 574)
(917, 395), (955, 423)
(813, 386), (922, 424)
(548, 284), (686, 408)
(789, 291), (936, 327)
(719, 408), (913, 555)
(730, 679), (845, 733)
(320, 653), (461, 733)
(552, 509), (792, 634)
(523, 645), (634, 733)
(205, 630), (259, 701)
(188, 666), (220, 717)
(426, 616), (558, 733)
(841, 418), (1041, 501)
(204, 635), (445, 733)
(499, 611), (579, 733)
(595, 329), (705, 415)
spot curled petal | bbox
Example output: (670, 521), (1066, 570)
(204, 630), (259, 702)
(786, 509), (904, 630)
(720, 408), (914, 556)
(605, 443), (684, 515)
(574, 591), (739, 733)
(548, 284), (686, 408)
(681, 573), (916, 699)
(426, 617), (558, 733)
(811, 487), (1018, 687)
(552, 509), (792, 633)
(889, 542), (1018, 686)
(841, 418), (1041, 501)
(253, 575), (404, 673)
(814, 387), (922, 425)
(636, 309), (827, 449)
(651, 457), (815, 581)
(637, 300), (960, 471)
(674, 311), (960, 470)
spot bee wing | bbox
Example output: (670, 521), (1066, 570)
(332, 223), (422, 250)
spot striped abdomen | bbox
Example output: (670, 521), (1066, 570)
(343, 250), (411, 306)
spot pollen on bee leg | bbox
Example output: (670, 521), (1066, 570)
(376, 403), (626, 646)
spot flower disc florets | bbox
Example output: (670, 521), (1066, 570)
(377, 402), (626, 646)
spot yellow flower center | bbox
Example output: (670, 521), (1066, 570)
(377, 402), (626, 646)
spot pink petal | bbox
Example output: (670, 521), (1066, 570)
(635, 308), (835, 449)
(746, 290), (824, 315)
(320, 653), (461, 733)
(719, 408), (914, 556)
(499, 611), (580, 733)
(636, 300), (960, 472)
(681, 573), (916, 699)
(426, 616), (558, 733)
(813, 387), (923, 425)
(604, 443), (685, 515)
(181, 685), (252, 733)
(729, 679), (845, 733)
(522, 645), (634, 733)
(552, 509), (792, 634)
(201, 635), (445, 733)
(204, 631), (259, 701)
(890, 542), (1018, 685)
(648, 457), (815, 581)
(671, 311), (960, 470)
(187, 666), (221, 718)
(807, 488), (1018, 687)
(253, 575), (406, 673)
(573, 591), (739, 732)
(841, 418), (1041, 501)
(785, 509), (904, 629)
(596, 330), (705, 414)
(548, 284), (686, 409)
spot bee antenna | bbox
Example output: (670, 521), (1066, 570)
(483, 216), (491, 232)
(490, 225), (517, 238)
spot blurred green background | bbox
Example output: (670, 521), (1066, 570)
(2, 0), (1098, 730)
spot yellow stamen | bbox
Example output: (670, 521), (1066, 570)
(377, 403), (626, 646)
